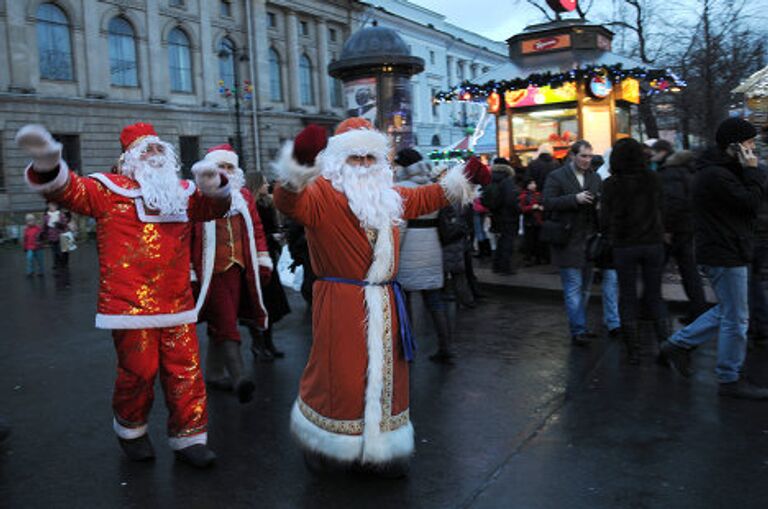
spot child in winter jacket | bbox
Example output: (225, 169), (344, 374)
(519, 178), (546, 265)
(23, 213), (44, 277)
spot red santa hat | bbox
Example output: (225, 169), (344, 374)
(322, 117), (388, 168)
(120, 122), (157, 151)
(204, 143), (239, 168)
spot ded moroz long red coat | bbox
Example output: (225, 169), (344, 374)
(273, 127), (476, 465)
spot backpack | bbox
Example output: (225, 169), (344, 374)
(480, 181), (504, 211)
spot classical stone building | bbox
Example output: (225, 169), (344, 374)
(0, 0), (504, 219)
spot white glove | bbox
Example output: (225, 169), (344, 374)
(192, 160), (223, 194)
(15, 124), (62, 171)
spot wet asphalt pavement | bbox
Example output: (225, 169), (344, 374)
(1, 242), (768, 509)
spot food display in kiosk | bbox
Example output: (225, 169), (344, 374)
(512, 107), (578, 161)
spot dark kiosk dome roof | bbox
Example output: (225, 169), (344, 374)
(339, 25), (411, 59)
(329, 23), (424, 79)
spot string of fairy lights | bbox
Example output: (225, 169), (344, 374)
(433, 64), (686, 103)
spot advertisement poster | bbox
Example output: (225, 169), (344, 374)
(344, 77), (378, 125)
(380, 74), (414, 150)
(504, 82), (577, 108)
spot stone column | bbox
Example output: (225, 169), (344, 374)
(458, 59), (468, 83)
(446, 55), (454, 87)
(7, 1), (35, 92)
(199, 0), (217, 106)
(285, 10), (301, 110)
(250, 0), (271, 107)
(471, 63), (479, 80)
(145, 0), (168, 102)
(316, 17), (331, 112)
(82, 4), (108, 98)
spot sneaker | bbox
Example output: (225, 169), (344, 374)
(718, 379), (768, 400)
(174, 444), (216, 468)
(659, 340), (693, 378)
(117, 434), (155, 462)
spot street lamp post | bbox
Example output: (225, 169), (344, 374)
(219, 46), (246, 171)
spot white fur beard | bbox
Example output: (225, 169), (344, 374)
(121, 138), (188, 215)
(325, 163), (403, 230)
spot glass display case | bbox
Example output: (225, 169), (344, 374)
(512, 107), (578, 161)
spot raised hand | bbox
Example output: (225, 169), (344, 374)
(15, 124), (62, 171)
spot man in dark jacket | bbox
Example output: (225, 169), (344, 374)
(656, 148), (708, 323)
(543, 140), (602, 345)
(748, 161), (768, 347)
(661, 117), (768, 399)
(486, 158), (520, 275)
(525, 143), (559, 191)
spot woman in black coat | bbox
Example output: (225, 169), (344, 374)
(248, 174), (291, 361)
(602, 138), (666, 364)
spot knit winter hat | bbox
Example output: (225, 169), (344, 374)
(394, 148), (422, 167)
(715, 117), (757, 149)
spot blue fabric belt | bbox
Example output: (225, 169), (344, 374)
(318, 276), (416, 362)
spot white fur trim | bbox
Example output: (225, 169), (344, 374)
(95, 309), (197, 330)
(204, 150), (239, 168)
(362, 421), (414, 464)
(271, 141), (319, 192)
(113, 418), (147, 440)
(25, 159), (70, 193)
(233, 193), (269, 329)
(440, 163), (477, 206)
(324, 128), (390, 162)
(194, 221), (217, 319)
(257, 253), (274, 271)
(168, 432), (207, 450)
(134, 198), (188, 223)
(88, 173), (197, 199)
(290, 401), (363, 463)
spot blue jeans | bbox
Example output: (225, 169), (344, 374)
(670, 265), (749, 383)
(601, 269), (621, 331)
(559, 266), (594, 337)
(26, 249), (44, 275)
(474, 212), (487, 242)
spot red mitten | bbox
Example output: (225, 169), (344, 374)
(463, 157), (491, 186)
(259, 266), (272, 285)
(293, 125), (328, 166)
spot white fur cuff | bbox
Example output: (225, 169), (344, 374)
(25, 159), (70, 194)
(440, 163), (477, 205)
(113, 418), (148, 440)
(271, 142), (319, 192)
(168, 432), (207, 450)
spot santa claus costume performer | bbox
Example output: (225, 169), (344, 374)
(16, 123), (231, 468)
(191, 144), (272, 403)
(272, 119), (491, 476)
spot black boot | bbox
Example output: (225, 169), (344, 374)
(429, 309), (454, 363)
(117, 434), (155, 462)
(222, 340), (255, 403)
(622, 322), (641, 365)
(0, 416), (10, 444)
(263, 329), (285, 358)
(249, 327), (274, 362)
(174, 444), (216, 468)
(652, 318), (671, 358)
(205, 340), (232, 391)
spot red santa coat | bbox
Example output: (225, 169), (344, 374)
(191, 187), (271, 331)
(25, 160), (230, 328)
(275, 176), (456, 465)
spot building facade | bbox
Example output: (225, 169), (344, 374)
(0, 0), (505, 218)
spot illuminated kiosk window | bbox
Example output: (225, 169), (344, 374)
(497, 114), (510, 159)
(512, 107), (577, 159)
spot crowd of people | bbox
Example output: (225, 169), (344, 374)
(3, 112), (767, 476)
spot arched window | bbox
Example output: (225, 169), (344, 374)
(108, 17), (138, 87)
(168, 28), (192, 92)
(268, 48), (283, 102)
(431, 134), (441, 146)
(218, 37), (236, 90)
(299, 54), (314, 106)
(36, 3), (73, 80)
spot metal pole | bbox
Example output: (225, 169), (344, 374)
(233, 50), (244, 171)
(245, 0), (263, 175)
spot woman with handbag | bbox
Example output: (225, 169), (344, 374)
(602, 138), (667, 364)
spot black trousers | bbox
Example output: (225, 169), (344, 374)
(493, 220), (517, 273)
(666, 232), (707, 317)
(614, 243), (666, 325)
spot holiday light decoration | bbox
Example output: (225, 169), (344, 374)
(433, 64), (686, 104)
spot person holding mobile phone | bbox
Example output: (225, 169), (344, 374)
(661, 117), (768, 399)
(543, 140), (603, 346)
